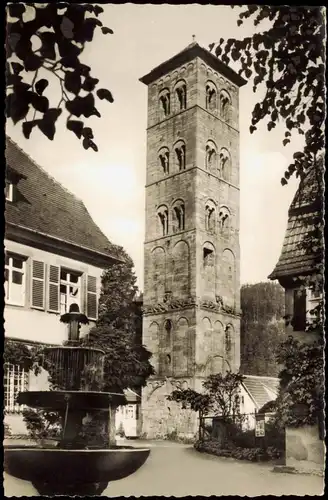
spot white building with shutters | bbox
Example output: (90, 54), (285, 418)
(4, 137), (122, 435)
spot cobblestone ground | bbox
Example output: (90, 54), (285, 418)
(4, 441), (324, 497)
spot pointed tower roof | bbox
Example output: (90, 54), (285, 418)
(139, 40), (246, 87)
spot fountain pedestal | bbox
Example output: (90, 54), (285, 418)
(4, 306), (150, 496)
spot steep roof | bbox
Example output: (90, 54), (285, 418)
(140, 41), (246, 87)
(242, 375), (279, 410)
(5, 137), (121, 263)
(268, 165), (322, 281)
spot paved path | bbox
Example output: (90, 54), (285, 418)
(4, 440), (323, 497)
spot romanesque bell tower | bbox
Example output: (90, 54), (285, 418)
(139, 41), (246, 438)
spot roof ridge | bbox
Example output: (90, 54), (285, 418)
(6, 135), (85, 207)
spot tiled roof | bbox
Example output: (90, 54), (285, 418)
(140, 42), (246, 87)
(242, 375), (279, 410)
(268, 166), (322, 280)
(5, 136), (120, 262)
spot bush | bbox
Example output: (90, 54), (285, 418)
(193, 439), (283, 462)
(22, 408), (61, 441)
(116, 422), (125, 438)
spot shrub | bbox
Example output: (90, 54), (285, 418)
(116, 422), (125, 438)
(22, 408), (61, 441)
(193, 439), (283, 462)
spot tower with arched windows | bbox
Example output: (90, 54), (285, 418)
(139, 41), (246, 438)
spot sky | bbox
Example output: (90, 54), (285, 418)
(6, 4), (302, 290)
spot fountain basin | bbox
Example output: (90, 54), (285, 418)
(18, 390), (127, 410)
(4, 445), (150, 495)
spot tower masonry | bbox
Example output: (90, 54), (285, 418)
(139, 42), (246, 438)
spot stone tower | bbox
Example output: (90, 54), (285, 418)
(139, 42), (246, 438)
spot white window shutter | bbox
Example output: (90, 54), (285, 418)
(48, 265), (60, 312)
(86, 275), (97, 320)
(31, 260), (45, 309)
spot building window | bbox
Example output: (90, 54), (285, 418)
(205, 141), (217, 171)
(5, 180), (14, 201)
(157, 206), (169, 236)
(5, 253), (26, 306)
(225, 325), (232, 353)
(203, 246), (214, 267)
(159, 88), (170, 117)
(174, 80), (187, 111)
(164, 319), (172, 348)
(206, 81), (217, 112)
(60, 268), (82, 314)
(219, 148), (231, 182)
(205, 203), (216, 233)
(4, 363), (29, 413)
(218, 206), (230, 233)
(172, 201), (185, 232)
(292, 289), (307, 331)
(174, 141), (186, 171)
(220, 90), (231, 122)
(159, 147), (170, 175)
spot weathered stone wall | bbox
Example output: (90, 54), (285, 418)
(286, 425), (325, 472)
(141, 378), (198, 439)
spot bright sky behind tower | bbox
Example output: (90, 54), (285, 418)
(6, 4), (302, 289)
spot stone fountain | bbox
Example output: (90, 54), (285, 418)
(4, 305), (150, 496)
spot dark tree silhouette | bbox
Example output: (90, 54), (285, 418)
(6, 3), (114, 151)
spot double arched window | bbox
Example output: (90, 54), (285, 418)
(205, 81), (217, 112)
(218, 206), (230, 234)
(158, 147), (170, 175)
(205, 200), (216, 233)
(220, 90), (231, 122)
(174, 80), (187, 112)
(219, 148), (231, 182)
(174, 140), (186, 171)
(205, 140), (217, 171)
(159, 88), (170, 118)
(172, 200), (185, 233)
(157, 205), (169, 236)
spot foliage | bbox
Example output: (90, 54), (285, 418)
(22, 408), (61, 442)
(210, 6), (324, 182)
(241, 282), (285, 323)
(116, 422), (126, 438)
(240, 282), (285, 376)
(194, 439), (282, 462)
(210, 6), (324, 291)
(167, 371), (245, 418)
(273, 335), (324, 427)
(6, 3), (114, 151)
(211, 5), (324, 429)
(4, 339), (43, 374)
(81, 245), (154, 391)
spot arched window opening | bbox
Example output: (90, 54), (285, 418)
(173, 202), (185, 232)
(159, 148), (170, 175)
(219, 149), (231, 181)
(203, 246), (215, 267)
(218, 207), (230, 233)
(220, 91), (231, 122)
(206, 82), (217, 112)
(175, 141), (186, 171)
(206, 142), (217, 171)
(164, 319), (172, 347)
(205, 204), (216, 233)
(175, 81), (187, 111)
(157, 207), (169, 236)
(159, 89), (170, 117)
(225, 325), (232, 353)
